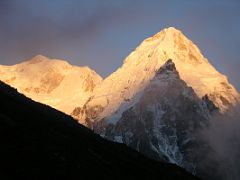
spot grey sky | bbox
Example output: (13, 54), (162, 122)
(0, 0), (239, 90)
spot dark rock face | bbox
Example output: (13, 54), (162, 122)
(0, 81), (199, 180)
(83, 75), (97, 92)
(94, 61), (219, 179)
(202, 95), (219, 113)
(71, 95), (105, 127)
(156, 59), (177, 73)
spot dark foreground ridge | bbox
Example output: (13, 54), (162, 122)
(0, 81), (199, 180)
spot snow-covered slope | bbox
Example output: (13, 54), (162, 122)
(0, 55), (102, 123)
(75, 27), (239, 125)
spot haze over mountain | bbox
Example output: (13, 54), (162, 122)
(0, 27), (239, 179)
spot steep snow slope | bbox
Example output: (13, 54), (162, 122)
(0, 55), (102, 123)
(75, 27), (239, 125)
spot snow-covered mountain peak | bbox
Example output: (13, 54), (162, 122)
(21, 55), (73, 71)
(0, 55), (102, 118)
(12, 55), (98, 80)
(153, 27), (181, 39)
(28, 54), (49, 64)
(139, 27), (207, 65)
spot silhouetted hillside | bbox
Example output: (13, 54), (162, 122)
(0, 81), (198, 180)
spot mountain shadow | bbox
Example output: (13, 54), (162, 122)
(0, 81), (198, 180)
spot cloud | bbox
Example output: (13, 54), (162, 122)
(201, 106), (240, 180)
(0, 0), (138, 64)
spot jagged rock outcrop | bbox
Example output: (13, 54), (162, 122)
(96, 60), (219, 179)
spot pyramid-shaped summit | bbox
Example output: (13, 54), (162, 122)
(139, 26), (207, 65)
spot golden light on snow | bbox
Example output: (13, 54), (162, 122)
(0, 27), (239, 124)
